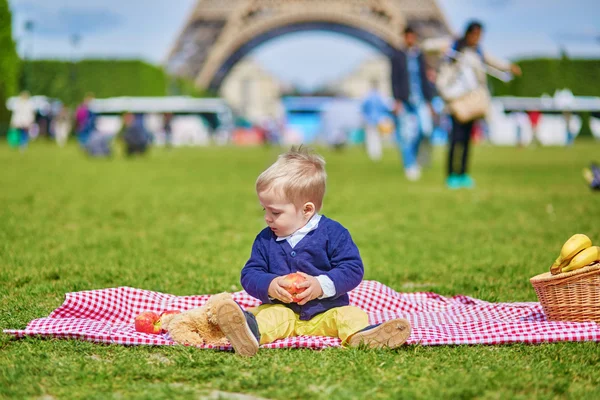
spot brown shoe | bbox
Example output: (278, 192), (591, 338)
(212, 297), (259, 357)
(348, 318), (411, 349)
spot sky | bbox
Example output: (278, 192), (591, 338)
(8, 0), (600, 88)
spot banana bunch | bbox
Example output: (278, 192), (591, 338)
(550, 234), (600, 275)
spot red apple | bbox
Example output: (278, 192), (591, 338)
(281, 273), (307, 302)
(160, 310), (181, 318)
(134, 311), (162, 334)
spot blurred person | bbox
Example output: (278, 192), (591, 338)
(514, 112), (530, 147)
(35, 101), (52, 139)
(564, 112), (575, 146)
(438, 21), (521, 189)
(360, 83), (391, 161)
(75, 93), (95, 145)
(391, 26), (435, 181)
(122, 112), (150, 156)
(84, 130), (113, 158)
(260, 112), (283, 147)
(430, 96), (450, 146)
(53, 107), (72, 147)
(583, 162), (600, 191)
(82, 110), (112, 158)
(163, 112), (173, 148)
(527, 110), (542, 146)
(9, 91), (35, 149)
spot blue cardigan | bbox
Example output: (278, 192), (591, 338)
(240, 215), (364, 320)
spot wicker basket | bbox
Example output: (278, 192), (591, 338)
(530, 262), (600, 322)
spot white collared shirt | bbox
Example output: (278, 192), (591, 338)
(275, 214), (336, 299)
(275, 214), (322, 248)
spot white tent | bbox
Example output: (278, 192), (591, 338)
(88, 96), (233, 147)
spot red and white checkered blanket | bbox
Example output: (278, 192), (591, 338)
(4, 281), (600, 349)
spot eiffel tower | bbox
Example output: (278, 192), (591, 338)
(166, 0), (451, 91)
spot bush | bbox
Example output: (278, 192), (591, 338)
(21, 59), (168, 105)
(491, 58), (600, 97)
(20, 59), (213, 106)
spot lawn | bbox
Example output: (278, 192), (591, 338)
(1, 141), (599, 399)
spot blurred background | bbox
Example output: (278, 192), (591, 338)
(1, 0), (599, 153)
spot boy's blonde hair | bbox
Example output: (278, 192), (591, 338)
(256, 146), (327, 211)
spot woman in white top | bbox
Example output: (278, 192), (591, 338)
(440, 21), (522, 189)
(10, 91), (35, 148)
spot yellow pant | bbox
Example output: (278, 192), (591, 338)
(248, 304), (369, 345)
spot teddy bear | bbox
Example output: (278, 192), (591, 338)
(160, 292), (234, 346)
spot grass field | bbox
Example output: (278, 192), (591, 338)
(1, 141), (600, 399)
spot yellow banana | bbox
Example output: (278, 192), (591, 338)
(550, 234), (592, 275)
(561, 246), (600, 273)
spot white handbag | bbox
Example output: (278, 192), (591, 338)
(446, 87), (491, 124)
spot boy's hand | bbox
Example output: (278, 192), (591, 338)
(268, 277), (294, 303)
(294, 272), (323, 305)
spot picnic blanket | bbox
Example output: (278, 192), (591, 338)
(5, 281), (600, 349)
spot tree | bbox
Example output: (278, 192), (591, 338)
(0, 0), (19, 132)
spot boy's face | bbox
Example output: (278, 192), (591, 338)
(258, 189), (315, 237)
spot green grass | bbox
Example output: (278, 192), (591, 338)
(1, 141), (599, 399)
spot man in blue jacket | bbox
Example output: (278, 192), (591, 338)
(391, 26), (434, 181)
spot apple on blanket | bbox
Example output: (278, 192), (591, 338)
(134, 310), (181, 334)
